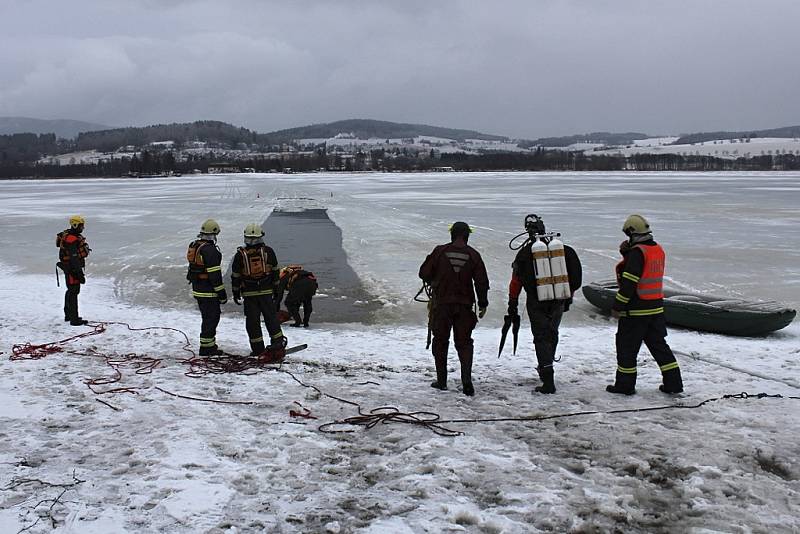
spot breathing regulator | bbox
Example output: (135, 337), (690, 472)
(509, 213), (561, 250)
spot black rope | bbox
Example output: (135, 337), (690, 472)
(413, 282), (432, 303)
(318, 392), (799, 437)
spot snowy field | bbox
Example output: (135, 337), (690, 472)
(1, 172), (799, 533)
(589, 137), (800, 160)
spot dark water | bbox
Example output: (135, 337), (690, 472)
(259, 208), (380, 323)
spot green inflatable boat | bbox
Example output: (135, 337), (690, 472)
(582, 280), (796, 336)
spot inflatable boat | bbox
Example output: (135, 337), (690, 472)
(582, 280), (796, 336)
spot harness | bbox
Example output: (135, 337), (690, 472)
(280, 264), (304, 288)
(186, 241), (209, 281)
(237, 246), (272, 280)
(57, 230), (90, 263)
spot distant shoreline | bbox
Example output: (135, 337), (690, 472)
(4, 168), (800, 181)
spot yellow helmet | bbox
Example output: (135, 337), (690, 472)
(622, 214), (651, 236)
(69, 215), (85, 229)
(200, 219), (220, 235)
(243, 223), (264, 238)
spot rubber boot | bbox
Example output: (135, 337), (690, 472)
(461, 368), (474, 396)
(660, 366), (684, 393)
(430, 366), (447, 390)
(534, 366), (556, 394)
(606, 371), (636, 395)
(249, 341), (266, 357)
(199, 345), (223, 356)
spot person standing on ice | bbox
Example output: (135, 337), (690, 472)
(607, 214), (683, 395)
(419, 221), (489, 396)
(186, 219), (228, 356)
(506, 214), (582, 394)
(230, 223), (286, 361)
(57, 215), (91, 326)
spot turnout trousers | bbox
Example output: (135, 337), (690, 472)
(527, 299), (564, 370)
(244, 294), (284, 354)
(431, 303), (477, 388)
(196, 297), (221, 355)
(286, 296), (313, 326)
(614, 314), (683, 391)
(64, 283), (81, 321)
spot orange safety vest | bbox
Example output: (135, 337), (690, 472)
(237, 247), (272, 280)
(633, 244), (665, 300)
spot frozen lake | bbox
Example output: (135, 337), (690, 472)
(1, 171), (798, 323)
(1, 171), (799, 532)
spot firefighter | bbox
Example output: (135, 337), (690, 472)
(507, 215), (582, 394)
(186, 219), (228, 356)
(277, 266), (318, 328)
(419, 221), (489, 396)
(607, 214), (684, 395)
(231, 223), (286, 360)
(57, 215), (91, 326)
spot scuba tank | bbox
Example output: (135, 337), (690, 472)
(547, 237), (571, 300)
(531, 236), (555, 301)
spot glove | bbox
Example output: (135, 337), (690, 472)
(619, 240), (631, 256)
(478, 306), (487, 319)
(218, 289), (228, 304)
(76, 271), (86, 284)
(507, 298), (518, 316)
(233, 293), (241, 305)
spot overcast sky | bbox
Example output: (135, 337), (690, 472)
(1, 0), (798, 138)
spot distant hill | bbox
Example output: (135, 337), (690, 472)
(257, 119), (508, 145)
(0, 117), (111, 139)
(673, 125), (800, 145)
(523, 132), (650, 148)
(75, 120), (258, 152)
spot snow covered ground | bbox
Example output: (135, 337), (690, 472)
(1, 172), (799, 532)
(588, 137), (800, 160)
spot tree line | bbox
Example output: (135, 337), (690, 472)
(0, 133), (58, 163)
(2, 149), (799, 179)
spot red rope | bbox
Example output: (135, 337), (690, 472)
(9, 321), (181, 397)
(10, 323), (107, 360)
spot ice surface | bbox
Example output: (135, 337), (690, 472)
(1, 172), (798, 320)
(0, 172), (798, 532)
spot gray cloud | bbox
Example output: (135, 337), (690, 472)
(1, 0), (798, 138)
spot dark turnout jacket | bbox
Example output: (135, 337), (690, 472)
(419, 242), (489, 308)
(187, 239), (226, 299)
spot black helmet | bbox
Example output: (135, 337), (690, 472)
(450, 221), (472, 240)
(524, 214), (545, 236)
